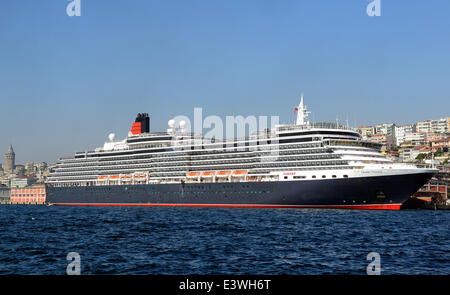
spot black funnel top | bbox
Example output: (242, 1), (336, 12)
(135, 113), (150, 133)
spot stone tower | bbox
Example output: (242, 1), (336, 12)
(4, 144), (15, 173)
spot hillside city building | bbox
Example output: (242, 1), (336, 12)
(0, 145), (51, 188)
(356, 116), (449, 163)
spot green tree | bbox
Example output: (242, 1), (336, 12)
(415, 153), (427, 161)
(434, 149), (443, 157)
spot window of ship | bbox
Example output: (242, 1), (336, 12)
(279, 131), (358, 138)
(332, 175), (337, 178)
(322, 175), (326, 178)
(279, 138), (313, 144)
(343, 175), (349, 178)
(312, 175), (316, 178)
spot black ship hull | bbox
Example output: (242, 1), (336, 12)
(45, 171), (435, 210)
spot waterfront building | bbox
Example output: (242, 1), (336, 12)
(425, 132), (449, 143)
(431, 118), (449, 133)
(399, 145), (430, 162)
(10, 176), (37, 188)
(417, 120), (432, 133)
(430, 137), (450, 150)
(399, 141), (415, 149)
(10, 184), (46, 204)
(35, 162), (48, 172)
(0, 178), (10, 187)
(25, 162), (37, 175)
(416, 117), (450, 134)
(14, 165), (25, 176)
(403, 132), (426, 146)
(0, 186), (9, 203)
(386, 150), (399, 162)
(395, 124), (416, 146)
(356, 126), (375, 139)
(365, 133), (395, 151)
(374, 123), (396, 137)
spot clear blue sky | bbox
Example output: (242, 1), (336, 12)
(0, 0), (449, 164)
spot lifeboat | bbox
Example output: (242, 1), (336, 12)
(134, 174), (147, 178)
(109, 175), (120, 180)
(97, 176), (108, 180)
(216, 171), (231, 177)
(121, 175), (132, 181)
(232, 170), (248, 176)
(201, 171), (215, 177)
(187, 172), (201, 177)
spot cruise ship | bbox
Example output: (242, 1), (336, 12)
(46, 97), (437, 209)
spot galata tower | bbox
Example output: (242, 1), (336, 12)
(4, 144), (15, 172)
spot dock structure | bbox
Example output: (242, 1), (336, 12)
(415, 180), (448, 199)
(402, 165), (450, 209)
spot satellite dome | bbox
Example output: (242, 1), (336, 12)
(179, 120), (186, 129)
(168, 119), (175, 128)
(108, 133), (116, 142)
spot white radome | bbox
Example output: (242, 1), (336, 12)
(179, 120), (186, 129)
(168, 119), (175, 128)
(108, 133), (115, 142)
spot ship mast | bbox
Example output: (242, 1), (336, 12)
(296, 94), (310, 126)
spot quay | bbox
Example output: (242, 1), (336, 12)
(401, 165), (450, 210)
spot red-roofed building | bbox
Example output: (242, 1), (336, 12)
(430, 137), (450, 149)
(399, 145), (430, 162)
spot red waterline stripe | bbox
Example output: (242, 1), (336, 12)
(50, 203), (402, 210)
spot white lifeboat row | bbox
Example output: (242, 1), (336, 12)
(97, 173), (149, 183)
(185, 170), (251, 183)
(186, 170), (248, 178)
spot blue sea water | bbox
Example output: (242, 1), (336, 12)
(0, 205), (448, 275)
